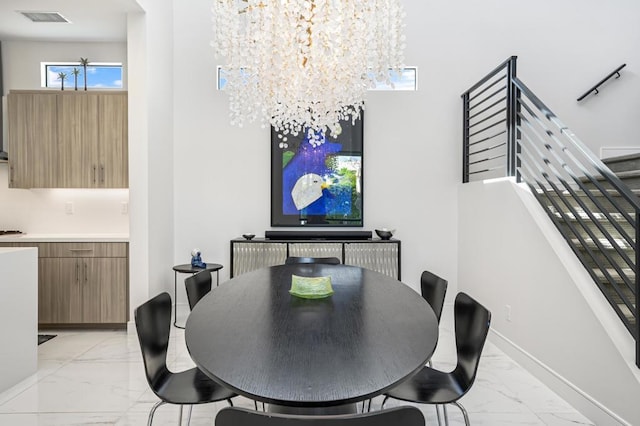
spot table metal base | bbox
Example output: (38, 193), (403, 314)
(172, 264), (222, 329)
(267, 403), (358, 415)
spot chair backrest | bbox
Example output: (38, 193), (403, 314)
(134, 292), (171, 388)
(420, 270), (448, 323)
(285, 256), (341, 265)
(215, 406), (424, 426)
(452, 292), (491, 393)
(185, 270), (213, 310)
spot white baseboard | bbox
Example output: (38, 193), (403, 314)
(490, 329), (629, 426)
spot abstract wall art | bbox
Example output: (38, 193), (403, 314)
(271, 115), (364, 227)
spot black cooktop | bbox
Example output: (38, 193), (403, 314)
(0, 230), (23, 235)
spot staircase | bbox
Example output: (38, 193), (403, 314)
(461, 56), (640, 366)
(542, 153), (640, 329)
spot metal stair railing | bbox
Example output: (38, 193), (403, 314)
(461, 56), (640, 368)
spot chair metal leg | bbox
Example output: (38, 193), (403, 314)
(452, 401), (470, 426)
(381, 395), (389, 409)
(227, 398), (234, 407)
(367, 398), (372, 413)
(254, 400), (258, 410)
(178, 405), (184, 425)
(185, 405), (193, 425)
(443, 404), (449, 426)
(435, 404), (443, 426)
(147, 400), (166, 426)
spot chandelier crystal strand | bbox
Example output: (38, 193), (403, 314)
(212, 0), (406, 144)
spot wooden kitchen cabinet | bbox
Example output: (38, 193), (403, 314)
(0, 241), (129, 327)
(7, 92), (59, 188)
(7, 90), (128, 189)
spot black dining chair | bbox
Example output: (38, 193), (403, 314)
(285, 256), (341, 265)
(381, 292), (491, 426)
(420, 270), (448, 324)
(185, 270), (213, 310)
(417, 270), (449, 422)
(364, 270), (449, 414)
(215, 406), (425, 426)
(135, 292), (236, 426)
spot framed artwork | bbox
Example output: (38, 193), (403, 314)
(271, 115), (364, 227)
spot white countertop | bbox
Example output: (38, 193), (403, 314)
(0, 234), (129, 243)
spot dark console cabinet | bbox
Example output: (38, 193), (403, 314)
(230, 238), (401, 279)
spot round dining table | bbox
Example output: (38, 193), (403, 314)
(185, 264), (438, 414)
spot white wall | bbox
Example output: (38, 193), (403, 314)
(127, 0), (175, 312)
(458, 178), (640, 425)
(167, 0), (640, 299)
(2, 41), (126, 90)
(0, 40), (129, 235)
(0, 170), (128, 233)
(169, 0), (462, 293)
(2, 0), (639, 316)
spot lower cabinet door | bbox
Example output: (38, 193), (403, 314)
(39, 258), (83, 324)
(82, 258), (128, 323)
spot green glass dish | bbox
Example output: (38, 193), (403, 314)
(289, 275), (334, 299)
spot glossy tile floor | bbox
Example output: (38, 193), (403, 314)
(0, 310), (594, 425)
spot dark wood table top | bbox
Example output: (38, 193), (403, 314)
(185, 264), (438, 408)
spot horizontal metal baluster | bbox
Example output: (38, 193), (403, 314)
(518, 124), (636, 272)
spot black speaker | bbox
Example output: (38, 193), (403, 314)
(265, 230), (372, 240)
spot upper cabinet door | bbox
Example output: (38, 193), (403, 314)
(58, 93), (99, 188)
(97, 92), (128, 188)
(7, 92), (60, 188)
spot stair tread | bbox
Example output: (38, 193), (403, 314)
(551, 208), (635, 222)
(602, 152), (640, 164)
(579, 170), (640, 182)
(593, 268), (635, 279)
(538, 187), (640, 198)
(570, 237), (635, 250)
(614, 170), (640, 179)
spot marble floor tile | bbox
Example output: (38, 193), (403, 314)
(0, 323), (594, 425)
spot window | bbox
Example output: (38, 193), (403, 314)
(41, 62), (124, 89)
(216, 66), (417, 91)
(368, 67), (418, 91)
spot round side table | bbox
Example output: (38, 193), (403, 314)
(172, 263), (223, 328)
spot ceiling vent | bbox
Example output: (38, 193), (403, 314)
(19, 11), (70, 23)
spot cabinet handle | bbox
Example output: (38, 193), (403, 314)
(100, 165), (105, 183)
(84, 262), (88, 283)
(93, 165), (97, 184)
(76, 260), (79, 283)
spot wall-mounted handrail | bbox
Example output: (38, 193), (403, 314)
(576, 63), (626, 102)
(461, 57), (640, 368)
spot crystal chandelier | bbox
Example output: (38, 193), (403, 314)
(212, 0), (406, 142)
